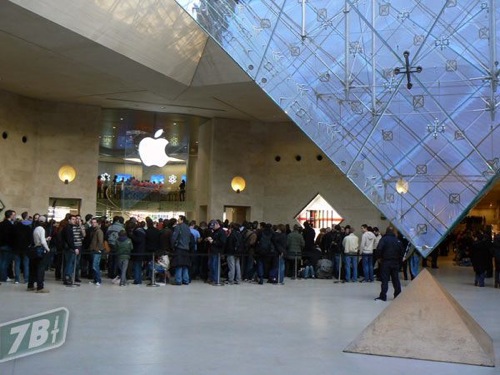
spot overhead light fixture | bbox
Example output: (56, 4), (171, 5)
(231, 176), (246, 193)
(58, 165), (77, 184)
(396, 177), (409, 194)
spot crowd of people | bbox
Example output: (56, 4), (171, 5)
(97, 175), (186, 201)
(1, 207), (497, 298)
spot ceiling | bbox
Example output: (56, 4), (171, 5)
(0, 0), (288, 164)
(0, 0), (288, 120)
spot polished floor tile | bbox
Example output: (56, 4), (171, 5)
(0, 257), (499, 375)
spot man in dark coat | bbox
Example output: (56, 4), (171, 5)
(171, 215), (192, 285)
(0, 210), (16, 282)
(375, 226), (404, 301)
(471, 232), (491, 287)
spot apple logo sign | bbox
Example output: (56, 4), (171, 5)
(138, 129), (170, 167)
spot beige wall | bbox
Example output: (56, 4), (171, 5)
(0, 90), (101, 217)
(197, 118), (385, 230)
(0, 89), (386, 231)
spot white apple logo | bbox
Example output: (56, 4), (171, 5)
(138, 129), (170, 167)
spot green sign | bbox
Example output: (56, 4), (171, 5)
(0, 307), (69, 363)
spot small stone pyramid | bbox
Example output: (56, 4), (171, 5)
(344, 269), (495, 367)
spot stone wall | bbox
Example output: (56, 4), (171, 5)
(0, 90), (100, 217)
(198, 118), (385, 230)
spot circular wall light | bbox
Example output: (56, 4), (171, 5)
(58, 165), (77, 184)
(231, 176), (246, 193)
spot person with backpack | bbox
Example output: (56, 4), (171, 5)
(225, 222), (243, 284)
(256, 223), (275, 285)
(286, 224), (304, 279)
(207, 219), (226, 285)
(328, 225), (344, 279)
(272, 224), (287, 284)
(13, 211), (32, 284)
(171, 215), (192, 285)
(106, 216), (125, 280)
(115, 230), (132, 286)
(241, 222), (257, 281)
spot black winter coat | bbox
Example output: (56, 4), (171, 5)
(471, 239), (491, 273)
(272, 232), (287, 256)
(0, 219), (15, 248)
(376, 233), (404, 262)
(145, 227), (161, 254)
(14, 222), (33, 255)
(210, 228), (226, 254)
(130, 227), (146, 261)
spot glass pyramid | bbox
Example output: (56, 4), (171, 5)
(176, 0), (499, 256)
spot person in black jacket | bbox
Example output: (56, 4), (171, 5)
(225, 222), (242, 285)
(207, 220), (226, 285)
(491, 234), (500, 288)
(130, 221), (146, 285)
(14, 212), (33, 284)
(273, 224), (287, 284)
(375, 226), (404, 301)
(171, 215), (192, 285)
(0, 210), (17, 282)
(471, 232), (491, 287)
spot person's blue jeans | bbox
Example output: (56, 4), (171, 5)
(257, 258), (265, 282)
(344, 254), (358, 282)
(118, 259), (129, 286)
(175, 266), (190, 284)
(278, 256), (285, 283)
(92, 252), (102, 283)
(332, 254), (342, 279)
(14, 254), (30, 283)
(362, 254), (374, 281)
(210, 254), (221, 284)
(243, 255), (255, 280)
(409, 253), (420, 279)
(64, 251), (76, 281)
(0, 246), (13, 281)
(133, 260), (143, 284)
(304, 265), (315, 278)
(226, 255), (241, 283)
(475, 271), (486, 287)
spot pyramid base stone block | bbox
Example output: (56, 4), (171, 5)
(344, 269), (495, 367)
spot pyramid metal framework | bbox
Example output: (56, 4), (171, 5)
(176, 0), (499, 256)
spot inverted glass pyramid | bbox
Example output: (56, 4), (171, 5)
(176, 0), (499, 256)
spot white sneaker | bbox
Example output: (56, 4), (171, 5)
(95, 282), (101, 286)
(14, 281), (19, 284)
(112, 277), (120, 284)
(6, 277), (13, 282)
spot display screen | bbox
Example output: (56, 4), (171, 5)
(150, 174), (165, 184)
(116, 173), (131, 182)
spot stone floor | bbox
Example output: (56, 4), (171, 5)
(0, 256), (499, 375)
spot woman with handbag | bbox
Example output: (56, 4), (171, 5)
(28, 216), (51, 293)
